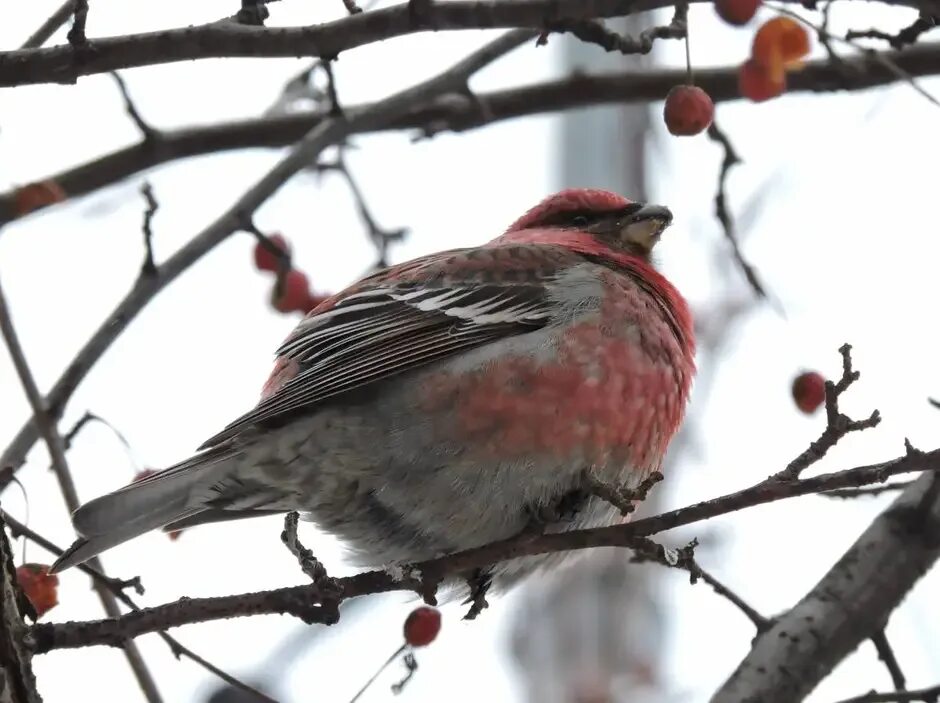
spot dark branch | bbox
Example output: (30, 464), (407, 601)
(774, 344), (881, 481)
(0, 0), (930, 88)
(25, 443), (940, 652)
(0, 275), (164, 703)
(139, 182), (159, 276)
(111, 72), (157, 141)
(871, 629), (907, 693)
(4, 43), (940, 228)
(20, 0), (76, 49)
(543, 2), (687, 54)
(0, 29), (534, 492)
(65, 0), (88, 48)
(835, 684), (940, 703)
(846, 12), (938, 49)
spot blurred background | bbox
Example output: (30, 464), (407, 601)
(1, 1), (940, 701)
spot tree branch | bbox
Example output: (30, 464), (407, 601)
(20, 0), (76, 50)
(0, 30), (534, 492)
(0, 275), (164, 703)
(4, 41), (940, 228)
(24, 444), (940, 652)
(0, 0), (931, 88)
(710, 470), (940, 703)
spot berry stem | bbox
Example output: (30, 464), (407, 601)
(349, 644), (407, 703)
(684, 16), (694, 84)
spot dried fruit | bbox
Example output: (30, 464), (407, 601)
(792, 371), (826, 414)
(404, 606), (441, 647)
(738, 59), (785, 102)
(752, 17), (811, 84)
(253, 234), (291, 273)
(271, 270), (311, 314)
(663, 85), (715, 136)
(16, 563), (59, 618)
(13, 180), (67, 217)
(715, 0), (761, 26)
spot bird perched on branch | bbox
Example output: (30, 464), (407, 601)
(52, 189), (696, 588)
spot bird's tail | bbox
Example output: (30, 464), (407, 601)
(50, 446), (238, 573)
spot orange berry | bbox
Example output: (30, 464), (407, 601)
(753, 17), (810, 70)
(271, 270), (311, 314)
(16, 563), (59, 618)
(715, 0), (761, 25)
(404, 606), (441, 647)
(13, 180), (66, 217)
(663, 85), (715, 136)
(254, 234), (291, 273)
(738, 59), (786, 102)
(792, 371), (826, 414)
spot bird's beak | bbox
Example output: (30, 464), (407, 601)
(620, 204), (673, 254)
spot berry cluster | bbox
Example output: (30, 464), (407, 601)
(252, 234), (327, 314)
(662, 2), (812, 135)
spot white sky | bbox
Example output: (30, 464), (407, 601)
(1, 1), (939, 702)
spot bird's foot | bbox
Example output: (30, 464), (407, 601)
(522, 487), (590, 534)
(582, 469), (664, 517)
(281, 512), (342, 600)
(462, 568), (492, 620)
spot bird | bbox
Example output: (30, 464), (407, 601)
(51, 188), (696, 588)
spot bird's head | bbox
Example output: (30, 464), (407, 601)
(501, 188), (673, 261)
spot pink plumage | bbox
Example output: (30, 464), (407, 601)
(53, 189), (696, 588)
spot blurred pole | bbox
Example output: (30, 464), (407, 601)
(509, 20), (666, 703)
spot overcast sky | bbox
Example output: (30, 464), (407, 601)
(1, 1), (939, 702)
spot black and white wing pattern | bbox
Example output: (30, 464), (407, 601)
(198, 245), (578, 449)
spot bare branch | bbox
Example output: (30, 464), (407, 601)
(23, 441), (940, 652)
(541, 2), (687, 54)
(0, 275), (164, 703)
(847, 12), (938, 49)
(2, 511), (276, 703)
(835, 684), (940, 703)
(111, 72), (157, 141)
(20, 0), (76, 49)
(139, 182), (159, 276)
(871, 629), (907, 693)
(65, 0), (88, 49)
(821, 480), (914, 498)
(774, 344), (881, 481)
(0, 29), (533, 492)
(711, 470), (940, 703)
(3, 42), (940, 229)
(0, 0), (932, 88)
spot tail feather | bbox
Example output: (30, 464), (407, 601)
(51, 446), (238, 573)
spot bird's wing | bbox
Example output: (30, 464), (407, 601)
(198, 244), (582, 449)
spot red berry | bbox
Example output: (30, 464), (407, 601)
(271, 270), (311, 314)
(738, 59), (785, 102)
(404, 606), (441, 647)
(714, 0), (761, 25)
(253, 234), (291, 273)
(663, 85), (715, 136)
(16, 563), (59, 618)
(792, 371), (826, 414)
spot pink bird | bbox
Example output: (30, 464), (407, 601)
(53, 189), (695, 587)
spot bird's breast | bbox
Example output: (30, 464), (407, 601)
(417, 273), (693, 470)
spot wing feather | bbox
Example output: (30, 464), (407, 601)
(198, 247), (575, 450)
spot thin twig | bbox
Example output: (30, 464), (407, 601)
(543, 4), (687, 55)
(0, 275), (164, 703)
(315, 155), (408, 266)
(871, 629), (907, 692)
(20, 0), (76, 49)
(706, 121), (769, 299)
(821, 480), (913, 498)
(111, 72), (157, 141)
(0, 29), (535, 494)
(65, 0), (88, 48)
(846, 13), (938, 49)
(140, 183), (159, 276)
(774, 344), (881, 481)
(834, 684), (940, 703)
(4, 43), (940, 226)
(1, 512), (276, 703)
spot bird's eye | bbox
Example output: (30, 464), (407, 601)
(571, 215), (590, 227)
